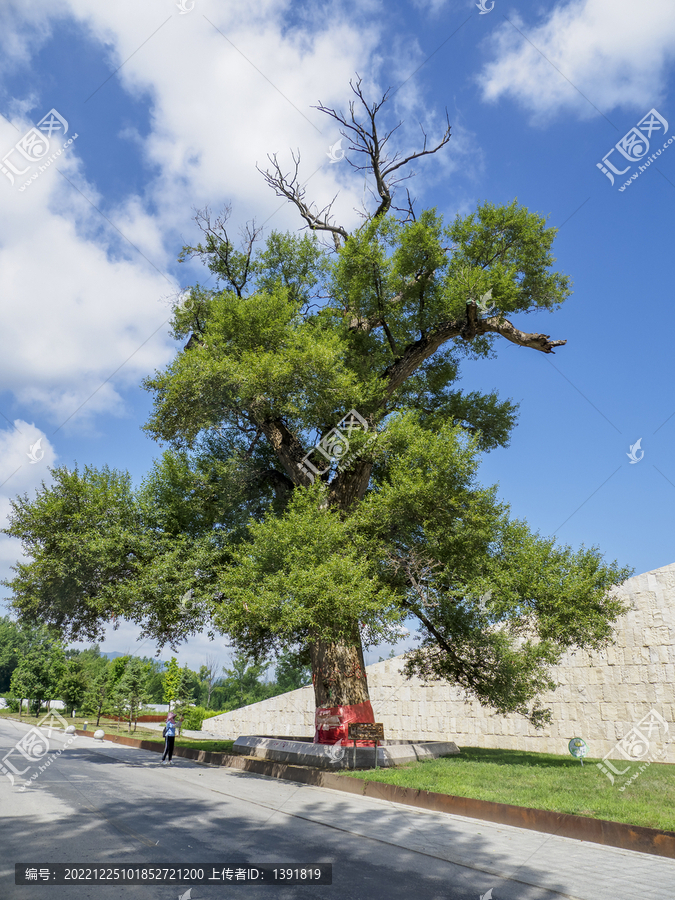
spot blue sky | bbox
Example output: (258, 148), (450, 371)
(1, 0), (674, 672)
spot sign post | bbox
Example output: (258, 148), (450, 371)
(568, 737), (589, 766)
(348, 723), (385, 769)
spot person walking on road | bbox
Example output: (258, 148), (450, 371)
(161, 712), (177, 765)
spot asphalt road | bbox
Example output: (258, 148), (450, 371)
(1, 718), (673, 900)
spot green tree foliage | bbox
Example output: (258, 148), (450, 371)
(162, 656), (181, 709)
(68, 644), (105, 675)
(0, 617), (45, 691)
(174, 663), (197, 723)
(143, 658), (166, 703)
(0, 83), (632, 725)
(9, 639), (66, 716)
(108, 685), (128, 729)
(198, 656), (220, 709)
(1, 468), (143, 638)
(57, 658), (88, 716)
(273, 650), (312, 694)
(106, 655), (131, 690)
(213, 417), (629, 723)
(82, 668), (114, 726)
(217, 651), (275, 709)
(205, 650), (310, 711)
(116, 658), (151, 731)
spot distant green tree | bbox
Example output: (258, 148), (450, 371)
(108, 686), (128, 731)
(102, 655), (132, 727)
(9, 641), (66, 716)
(273, 650), (312, 694)
(198, 655), (220, 709)
(68, 646), (108, 720)
(162, 656), (181, 710)
(208, 683), (229, 711)
(57, 658), (87, 716)
(217, 651), (276, 710)
(69, 644), (104, 673)
(82, 666), (114, 726)
(142, 658), (166, 703)
(107, 655), (131, 686)
(117, 658), (151, 732)
(0, 617), (27, 692)
(0, 619), (57, 693)
(174, 664), (197, 727)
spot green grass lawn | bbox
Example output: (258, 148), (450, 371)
(0, 709), (235, 754)
(343, 746), (675, 832)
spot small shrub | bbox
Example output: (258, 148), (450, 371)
(179, 706), (208, 730)
(176, 708), (229, 730)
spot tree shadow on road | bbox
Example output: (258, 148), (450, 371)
(0, 738), (653, 900)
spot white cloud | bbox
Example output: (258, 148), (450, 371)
(53, 0), (384, 234)
(0, 419), (56, 498)
(0, 174), (176, 427)
(0, 420), (56, 587)
(0, 0), (392, 431)
(480, 0), (675, 120)
(0, 100), (182, 429)
(0, 1), (61, 78)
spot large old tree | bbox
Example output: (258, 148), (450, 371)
(3, 82), (630, 733)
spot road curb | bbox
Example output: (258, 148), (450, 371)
(74, 729), (675, 859)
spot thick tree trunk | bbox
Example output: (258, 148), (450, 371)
(309, 634), (370, 707)
(309, 629), (375, 744)
(309, 461), (378, 741)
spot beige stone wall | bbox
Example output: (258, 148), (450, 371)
(206, 563), (675, 760)
(207, 682), (317, 738)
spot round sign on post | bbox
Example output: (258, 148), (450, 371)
(568, 737), (588, 766)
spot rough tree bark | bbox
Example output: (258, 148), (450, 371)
(309, 629), (370, 708)
(309, 459), (375, 715)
